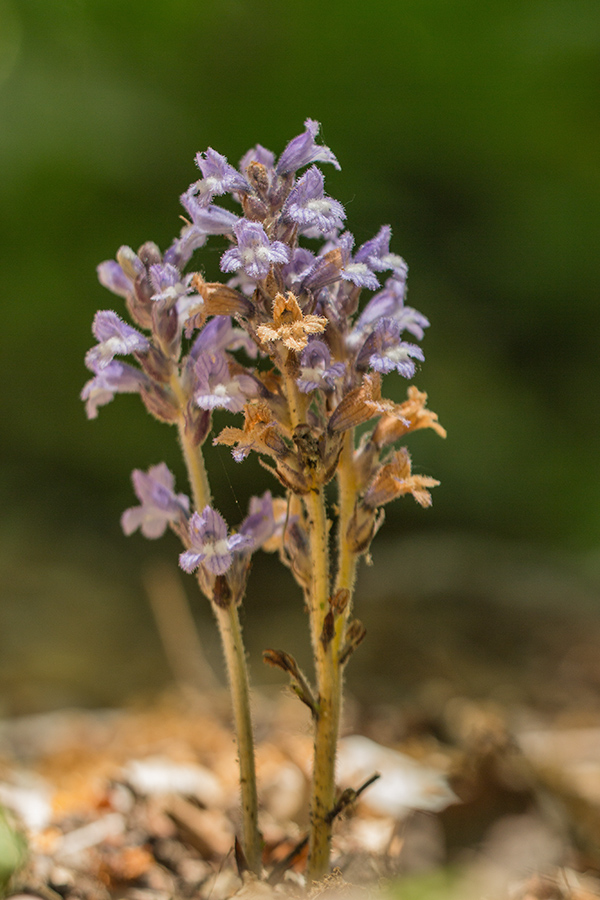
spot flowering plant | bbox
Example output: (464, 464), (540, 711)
(82, 119), (445, 882)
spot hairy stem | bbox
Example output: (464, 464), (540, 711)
(173, 372), (260, 872)
(304, 488), (340, 882)
(213, 603), (261, 874)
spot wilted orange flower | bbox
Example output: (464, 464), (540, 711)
(257, 292), (327, 352)
(364, 447), (440, 509)
(372, 386), (447, 447)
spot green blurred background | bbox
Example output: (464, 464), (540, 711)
(1, 0), (600, 714)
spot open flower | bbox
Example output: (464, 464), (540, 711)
(220, 220), (290, 281)
(85, 310), (149, 371)
(276, 118), (340, 175)
(81, 360), (148, 419)
(121, 463), (190, 539)
(355, 225), (408, 277)
(283, 166), (345, 235)
(297, 339), (345, 392)
(179, 506), (253, 575)
(194, 351), (258, 413)
(191, 148), (250, 205)
(356, 318), (425, 378)
(257, 292), (327, 352)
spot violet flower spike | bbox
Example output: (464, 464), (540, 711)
(356, 318), (425, 378)
(194, 350), (258, 413)
(85, 310), (150, 371)
(179, 506), (253, 575)
(276, 118), (340, 175)
(81, 360), (148, 419)
(220, 220), (290, 281)
(121, 463), (190, 539)
(283, 166), (346, 235)
(297, 339), (345, 393)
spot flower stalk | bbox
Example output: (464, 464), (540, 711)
(83, 118), (445, 883)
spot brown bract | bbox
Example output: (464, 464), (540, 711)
(257, 292), (327, 352)
(328, 373), (401, 432)
(365, 447), (440, 509)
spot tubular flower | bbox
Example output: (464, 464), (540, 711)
(121, 463), (190, 539)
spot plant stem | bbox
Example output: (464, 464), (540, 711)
(213, 603), (261, 875)
(305, 487), (340, 882)
(335, 429), (359, 599)
(173, 373), (260, 873)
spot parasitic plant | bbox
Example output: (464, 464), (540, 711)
(82, 120), (445, 882)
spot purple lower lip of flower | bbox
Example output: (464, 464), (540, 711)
(85, 310), (150, 371)
(356, 318), (425, 377)
(354, 225), (408, 278)
(81, 360), (148, 419)
(276, 118), (341, 175)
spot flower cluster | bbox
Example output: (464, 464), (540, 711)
(83, 119), (445, 878)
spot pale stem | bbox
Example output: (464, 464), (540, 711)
(213, 603), (261, 875)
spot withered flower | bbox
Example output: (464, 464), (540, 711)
(372, 385), (447, 448)
(215, 400), (286, 462)
(364, 447), (440, 509)
(257, 291), (327, 352)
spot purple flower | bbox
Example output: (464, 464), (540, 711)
(97, 260), (135, 298)
(85, 310), (149, 371)
(239, 144), (276, 174)
(350, 277), (429, 346)
(276, 119), (340, 175)
(164, 225), (208, 269)
(337, 232), (381, 290)
(194, 351), (258, 412)
(192, 148), (250, 205)
(356, 318), (425, 378)
(191, 316), (258, 360)
(238, 492), (277, 550)
(81, 360), (148, 419)
(121, 463), (190, 539)
(283, 166), (345, 235)
(179, 506), (253, 575)
(297, 340), (345, 393)
(149, 263), (196, 308)
(220, 220), (290, 281)
(180, 193), (241, 235)
(355, 226), (408, 278)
